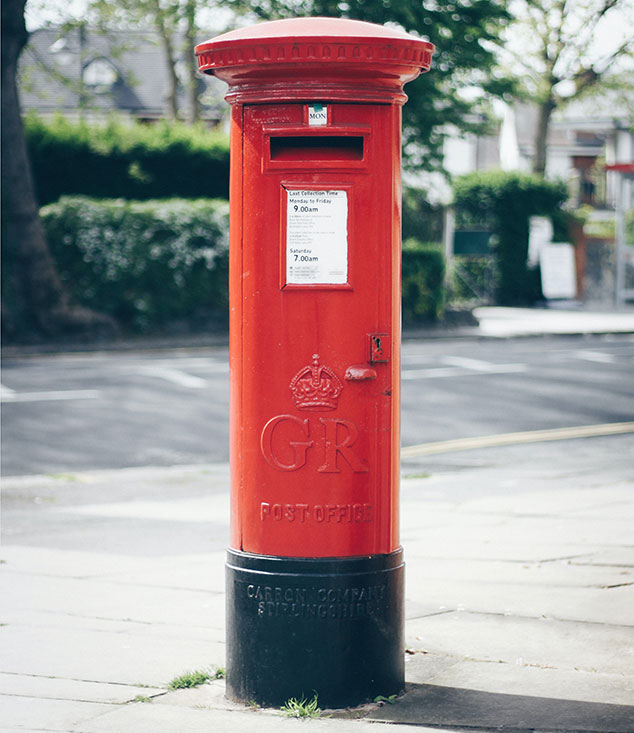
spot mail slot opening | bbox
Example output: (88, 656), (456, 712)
(270, 135), (364, 161)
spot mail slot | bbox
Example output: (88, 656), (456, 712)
(270, 135), (365, 161)
(196, 16), (433, 709)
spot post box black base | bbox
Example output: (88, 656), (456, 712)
(225, 548), (404, 709)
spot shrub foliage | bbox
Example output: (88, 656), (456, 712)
(453, 171), (568, 305)
(40, 196), (229, 333)
(37, 197), (445, 335)
(402, 188), (444, 244)
(26, 115), (230, 205)
(401, 239), (445, 324)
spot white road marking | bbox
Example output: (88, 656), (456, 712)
(442, 356), (498, 371)
(442, 356), (527, 373)
(402, 422), (634, 457)
(0, 384), (16, 398)
(572, 350), (616, 364)
(402, 359), (527, 380)
(1, 385), (101, 403)
(144, 358), (228, 373)
(402, 367), (464, 380)
(136, 366), (208, 389)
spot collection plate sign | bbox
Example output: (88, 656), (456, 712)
(286, 189), (348, 285)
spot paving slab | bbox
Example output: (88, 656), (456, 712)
(1, 607), (225, 644)
(1, 624), (224, 688)
(404, 535), (598, 563)
(407, 556), (633, 588)
(0, 672), (164, 704)
(405, 574), (634, 626)
(0, 546), (227, 593)
(2, 567), (222, 627)
(366, 680), (634, 731)
(79, 696), (453, 733)
(0, 695), (116, 733)
(573, 547), (634, 567)
(406, 611), (634, 676)
(402, 654), (634, 706)
(459, 486), (634, 518)
(57, 495), (230, 523)
(1, 463), (231, 506)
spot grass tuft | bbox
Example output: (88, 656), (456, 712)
(133, 695), (152, 703)
(168, 666), (225, 690)
(281, 693), (321, 718)
(374, 694), (397, 704)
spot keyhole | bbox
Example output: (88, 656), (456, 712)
(369, 333), (389, 363)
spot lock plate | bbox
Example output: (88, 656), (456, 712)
(369, 333), (390, 363)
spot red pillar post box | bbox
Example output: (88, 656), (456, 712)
(196, 17), (433, 708)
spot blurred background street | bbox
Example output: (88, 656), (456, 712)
(3, 332), (633, 476)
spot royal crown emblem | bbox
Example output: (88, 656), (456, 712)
(290, 354), (343, 411)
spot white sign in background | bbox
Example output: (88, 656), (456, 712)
(540, 243), (577, 299)
(528, 216), (553, 266)
(286, 189), (348, 285)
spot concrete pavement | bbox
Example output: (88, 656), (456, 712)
(473, 306), (634, 338)
(404, 305), (634, 340)
(2, 433), (633, 732)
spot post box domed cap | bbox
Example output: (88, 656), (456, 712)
(195, 17), (434, 104)
(198, 16), (428, 43)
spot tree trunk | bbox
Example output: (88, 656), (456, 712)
(183, 0), (201, 124)
(532, 98), (556, 177)
(154, 9), (180, 121)
(1, 0), (115, 340)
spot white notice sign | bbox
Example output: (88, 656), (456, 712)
(540, 243), (577, 299)
(286, 189), (348, 285)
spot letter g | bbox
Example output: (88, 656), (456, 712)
(261, 415), (313, 471)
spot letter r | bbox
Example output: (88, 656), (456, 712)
(318, 418), (369, 473)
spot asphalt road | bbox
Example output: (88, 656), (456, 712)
(2, 334), (634, 476)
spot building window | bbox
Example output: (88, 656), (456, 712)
(83, 58), (118, 91)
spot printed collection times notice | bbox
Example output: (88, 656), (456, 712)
(286, 189), (348, 285)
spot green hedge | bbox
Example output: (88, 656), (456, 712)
(453, 171), (568, 305)
(26, 115), (230, 205)
(402, 187), (444, 243)
(41, 196), (229, 332)
(401, 239), (445, 324)
(449, 256), (497, 303)
(38, 197), (444, 335)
